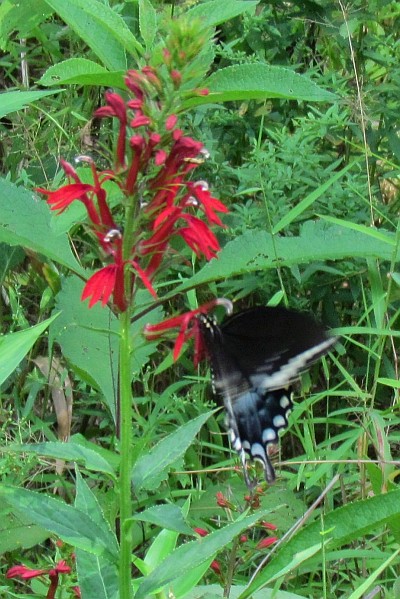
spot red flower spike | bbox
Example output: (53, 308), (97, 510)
(197, 88), (210, 96)
(240, 535), (248, 544)
(72, 587), (82, 598)
(256, 537), (278, 550)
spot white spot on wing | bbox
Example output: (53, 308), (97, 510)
(251, 443), (266, 460)
(273, 414), (286, 428)
(280, 395), (291, 409)
(262, 428), (277, 442)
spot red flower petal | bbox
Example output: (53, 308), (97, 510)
(81, 265), (118, 308)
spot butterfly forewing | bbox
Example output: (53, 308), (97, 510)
(198, 306), (336, 486)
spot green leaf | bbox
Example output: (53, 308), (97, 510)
(187, 585), (304, 599)
(132, 411), (215, 490)
(1, 485), (119, 560)
(184, 64), (337, 109)
(0, 507), (49, 554)
(8, 441), (116, 477)
(240, 488), (400, 597)
(186, 0), (259, 27)
(76, 548), (119, 599)
(139, 0), (157, 49)
(0, 0), (52, 46)
(0, 314), (59, 386)
(0, 179), (84, 274)
(50, 276), (119, 419)
(174, 221), (400, 293)
(42, 0), (144, 70)
(50, 277), (162, 420)
(0, 89), (64, 118)
(132, 504), (194, 536)
(74, 469), (119, 599)
(135, 512), (264, 599)
(38, 58), (125, 88)
(272, 161), (359, 234)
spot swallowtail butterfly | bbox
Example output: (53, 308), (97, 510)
(198, 306), (336, 487)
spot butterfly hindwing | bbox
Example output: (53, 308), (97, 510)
(198, 306), (335, 486)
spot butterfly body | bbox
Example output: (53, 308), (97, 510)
(198, 306), (336, 486)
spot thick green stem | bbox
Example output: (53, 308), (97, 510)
(119, 307), (133, 599)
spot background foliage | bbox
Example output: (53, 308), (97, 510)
(1, 0), (400, 598)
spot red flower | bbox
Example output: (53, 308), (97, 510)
(261, 521), (278, 531)
(144, 298), (232, 363)
(94, 91), (127, 168)
(7, 564), (47, 579)
(194, 527), (209, 537)
(210, 560), (221, 575)
(256, 536), (278, 549)
(216, 491), (230, 508)
(7, 560), (72, 599)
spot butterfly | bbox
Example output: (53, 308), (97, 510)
(197, 306), (337, 487)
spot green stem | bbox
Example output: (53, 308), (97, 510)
(119, 307), (133, 599)
(118, 196), (138, 599)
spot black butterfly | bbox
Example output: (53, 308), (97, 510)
(198, 306), (336, 487)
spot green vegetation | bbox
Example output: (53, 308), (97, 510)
(1, 0), (399, 598)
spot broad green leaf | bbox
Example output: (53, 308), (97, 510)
(139, 0), (157, 49)
(132, 411), (215, 490)
(74, 469), (119, 599)
(0, 314), (59, 386)
(1, 485), (119, 560)
(135, 512), (264, 599)
(0, 507), (49, 554)
(8, 441), (116, 477)
(38, 58), (125, 88)
(186, 0), (259, 27)
(0, 89), (64, 118)
(0, 179), (84, 274)
(50, 276), (119, 420)
(132, 504), (193, 536)
(42, 0), (143, 70)
(240, 487), (400, 597)
(0, 0), (52, 46)
(76, 548), (119, 599)
(50, 277), (162, 420)
(184, 64), (337, 109)
(174, 221), (400, 293)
